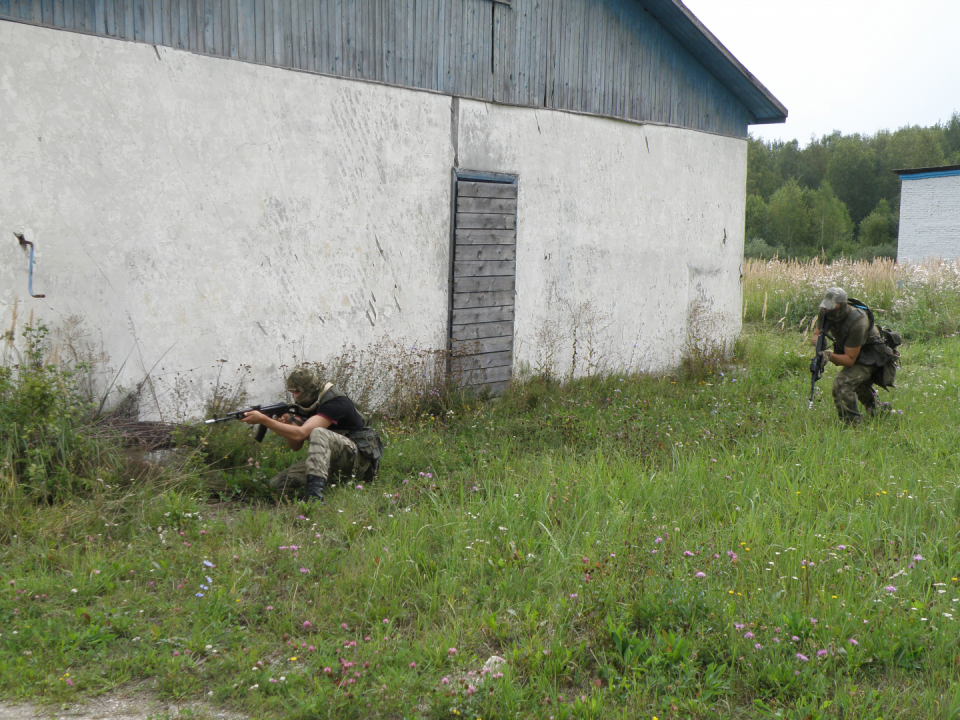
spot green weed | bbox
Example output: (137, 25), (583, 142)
(3, 324), (960, 717)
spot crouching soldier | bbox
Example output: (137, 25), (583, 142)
(810, 287), (897, 424)
(239, 366), (383, 503)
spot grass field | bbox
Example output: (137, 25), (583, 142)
(4, 266), (960, 719)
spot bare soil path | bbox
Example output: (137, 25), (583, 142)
(0, 688), (248, 720)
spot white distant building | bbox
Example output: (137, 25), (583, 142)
(895, 165), (960, 262)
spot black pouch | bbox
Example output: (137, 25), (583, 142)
(349, 426), (384, 480)
(872, 325), (902, 390)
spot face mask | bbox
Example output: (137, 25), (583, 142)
(827, 305), (845, 320)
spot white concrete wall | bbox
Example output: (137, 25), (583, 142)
(457, 100), (746, 375)
(897, 175), (960, 262)
(1, 21), (746, 417)
(1, 22), (455, 417)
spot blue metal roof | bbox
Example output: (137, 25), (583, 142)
(894, 165), (960, 180)
(638, 0), (788, 125)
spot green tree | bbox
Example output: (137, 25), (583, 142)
(766, 180), (811, 253)
(884, 125), (946, 169)
(796, 133), (835, 191)
(859, 198), (896, 245)
(877, 125), (946, 208)
(939, 111), (960, 162)
(774, 139), (801, 183)
(745, 194), (769, 242)
(825, 135), (881, 225)
(807, 181), (854, 251)
(747, 137), (782, 201)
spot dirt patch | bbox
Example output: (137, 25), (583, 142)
(0, 688), (249, 720)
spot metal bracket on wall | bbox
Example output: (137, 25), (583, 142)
(14, 232), (46, 298)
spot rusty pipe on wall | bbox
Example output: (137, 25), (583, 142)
(14, 232), (45, 298)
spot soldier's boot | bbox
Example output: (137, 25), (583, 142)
(304, 474), (327, 504)
(864, 391), (892, 418)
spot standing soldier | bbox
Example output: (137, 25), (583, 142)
(810, 287), (894, 424)
(240, 366), (383, 503)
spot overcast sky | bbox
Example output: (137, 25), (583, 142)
(681, 0), (960, 146)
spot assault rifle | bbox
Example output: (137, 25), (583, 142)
(808, 312), (829, 409)
(204, 402), (307, 442)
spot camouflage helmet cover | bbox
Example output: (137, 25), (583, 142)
(285, 366), (322, 407)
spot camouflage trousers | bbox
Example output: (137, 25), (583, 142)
(269, 428), (371, 496)
(832, 363), (879, 424)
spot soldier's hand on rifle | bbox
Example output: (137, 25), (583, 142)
(239, 410), (269, 425)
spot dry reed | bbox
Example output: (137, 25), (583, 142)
(742, 257), (960, 339)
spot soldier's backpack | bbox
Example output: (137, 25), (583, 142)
(847, 297), (902, 390)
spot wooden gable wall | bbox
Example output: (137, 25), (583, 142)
(0, 0), (754, 136)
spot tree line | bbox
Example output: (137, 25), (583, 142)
(745, 112), (960, 261)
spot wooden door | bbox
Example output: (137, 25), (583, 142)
(449, 173), (519, 395)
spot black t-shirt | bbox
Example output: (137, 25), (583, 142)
(315, 396), (365, 434)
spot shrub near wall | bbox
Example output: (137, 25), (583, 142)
(742, 258), (960, 340)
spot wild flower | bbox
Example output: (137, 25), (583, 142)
(885, 586), (897, 593)
(695, 572), (706, 578)
(817, 649), (828, 658)
(848, 638), (859, 645)
(409, 662), (416, 668)
(655, 537), (662, 544)
(448, 647), (457, 655)
(303, 621), (312, 629)
(914, 554), (924, 561)
(683, 551), (694, 557)
(744, 632), (754, 639)
(796, 653), (809, 662)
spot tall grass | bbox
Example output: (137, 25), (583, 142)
(4, 324), (960, 718)
(743, 257), (960, 339)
